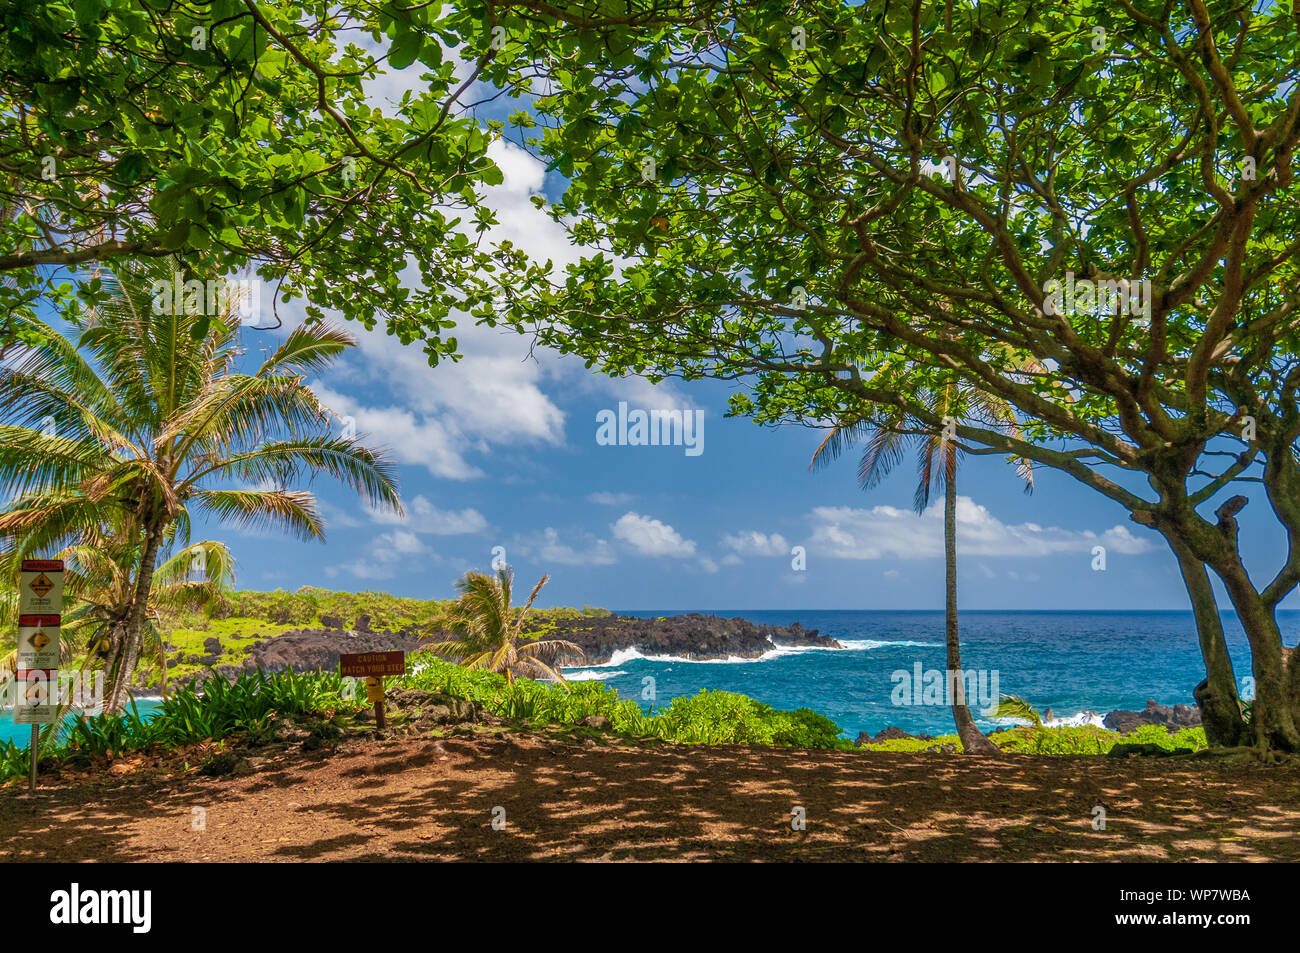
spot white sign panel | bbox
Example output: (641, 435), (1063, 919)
(18, 564), (63, 616)
(16, 621), (59, 669)
(13, 670), (58, 725)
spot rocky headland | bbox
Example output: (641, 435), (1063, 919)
(170, 611), (840, 683)
(541, 613), (840, 665)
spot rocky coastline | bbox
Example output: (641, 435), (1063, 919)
(166, 611), (841, 683)
(542, 612), (841, 665)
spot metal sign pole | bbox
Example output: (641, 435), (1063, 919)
(18, 558), (64, 794)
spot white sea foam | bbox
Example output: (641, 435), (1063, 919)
(1044, 710), (1108, 729)
(566, 645), (799, 667)
(987, 710), (1109, 730)
(837, 639), (944, 651)
(566, 637), (944, 669)
(564, 669), (627, 681)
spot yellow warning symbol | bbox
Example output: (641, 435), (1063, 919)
(28, 573), (54, 598)
(27, 631), (50, 651)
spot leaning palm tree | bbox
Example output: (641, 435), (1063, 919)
(811, 380), (1033, 755)
(423, 568), (584, 683)
(0, 259), (402, 712)
(1, 520), (235, 698)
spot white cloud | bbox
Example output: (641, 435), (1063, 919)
(807, 496), (1156, 560)
(611, 511), (697, 558)
(367, 494), (487, 535)
(311, 382), (484, 480)
(329, 529), (433, 580)
(528, 527), (618, 567)
(377, 529), (428, 557)
(721, 530), (790, 557)
(325, 319), (567, 448)
(268, 128), (691, 487)
(317, 499), (364, 529)
(587, 491), (636, 506)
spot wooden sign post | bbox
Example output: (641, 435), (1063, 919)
(16, 559), (64, 792)
(340, 651), (406, 732)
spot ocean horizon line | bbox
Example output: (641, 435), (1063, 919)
(604, 607), (1300, 615)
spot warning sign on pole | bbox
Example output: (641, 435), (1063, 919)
(14, 560), (64, 790)
(340, 651), (405, 733)
(19, 559), (64, 616)
(16, 617), (60, 670)
(13, 669), (59, 725)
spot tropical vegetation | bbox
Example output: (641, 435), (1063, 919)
(0, 656), (1214, 786)
(0, 0), (519, 363)
(0, 260), (401, 711)
(422, 568), (585, 684)
(0, 523), (234, 697)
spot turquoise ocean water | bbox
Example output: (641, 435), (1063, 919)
(567, 609), (1291, 739)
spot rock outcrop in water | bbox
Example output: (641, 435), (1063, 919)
(541, 613), (841, 666)
(1102, 699), (1202, 733)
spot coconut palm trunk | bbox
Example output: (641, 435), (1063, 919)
(104, 521), (163, 713)
(810, 381), (1025, 756)
(944, 446), (998, 755)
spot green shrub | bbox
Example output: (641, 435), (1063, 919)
(856, 724), (1210, 755)
(1, 669), (330, 782)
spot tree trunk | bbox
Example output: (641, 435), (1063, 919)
(945, 453), (999, 755)
(105, 630), (140, 717)
(1185, 497), (1300, 752)
(1216, 565), (1300, 751)
(1169, 539), (1246, 746)
(104, 521), (164, 715)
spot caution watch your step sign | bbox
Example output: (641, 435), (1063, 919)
(340, 651), (406, 731)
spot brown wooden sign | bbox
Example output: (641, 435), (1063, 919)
(339, 651), (406, 678)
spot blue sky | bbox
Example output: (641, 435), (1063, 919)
(30, 44), (1300, 613)
(216, 300), (1298, 611)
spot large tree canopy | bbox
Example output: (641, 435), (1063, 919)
(0, 0), (718, 354)
(477, 0), (1300, 748)
(0, 0), (515, 354)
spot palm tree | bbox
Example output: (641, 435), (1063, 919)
(811, 382), (1032, 755)
(1, 522), (235, 698)
(0, 259), (402, 712)
(423, 567), (584, 683)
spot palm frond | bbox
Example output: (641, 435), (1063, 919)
(994, 695), (1043, 727)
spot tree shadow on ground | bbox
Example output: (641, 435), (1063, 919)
(2, 735), (1297, 862)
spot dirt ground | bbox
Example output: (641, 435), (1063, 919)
(2, 732), (1298, 862)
